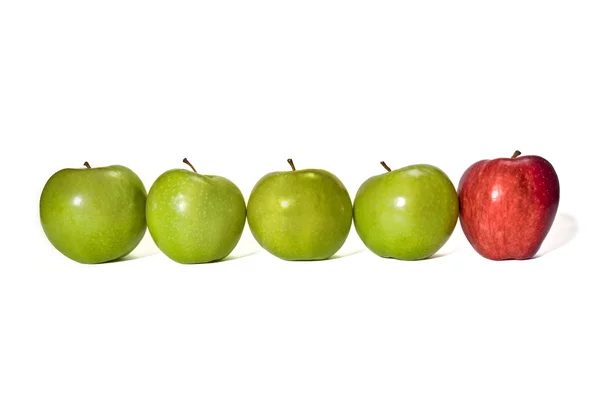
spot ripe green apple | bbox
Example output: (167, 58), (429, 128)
(39, 162), (147, 264)
(146, 159), (246, 264)
(353, 162), (459, 260)
(247, 159), (353, 261)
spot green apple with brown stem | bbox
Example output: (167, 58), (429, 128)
(247, 159), (353, 261)
(146, 158), (247, 264)
(353, 161), (459, 260)
(40, 161), (147, 264)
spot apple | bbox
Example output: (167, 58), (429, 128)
(146, 158), (246, 264)
(353, 161), (459, 260)
(458, 150), (560, 260)
(247, 159), (353, 261)
(40, 162), (147, 264)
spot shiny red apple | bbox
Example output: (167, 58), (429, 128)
(458, 150), (560, 260)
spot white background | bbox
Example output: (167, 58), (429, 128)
(1, 1), (598, 397)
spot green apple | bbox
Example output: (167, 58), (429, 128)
(146, 158), (246, 264)
(353, 162), (458, 260)
(247, 159), (353, 261)
(40, 162), (147, 264)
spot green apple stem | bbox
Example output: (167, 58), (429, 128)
(287, 158), (296, 171)
(83, 161), (91, 169)
(380, 161), (392, 172)
(511, 150), (522, 159)
(183, 158), (197, 173)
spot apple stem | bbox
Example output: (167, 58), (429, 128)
(511, 150), (522, 159)
(183, 158), (197, 173)
(380, 161), (392, 172)
(287, 158), (296, 171)
(83, 161), (91, 169)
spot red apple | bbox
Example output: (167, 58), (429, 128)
(458, 150), (560, 260)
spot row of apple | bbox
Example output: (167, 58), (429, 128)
(39, 151), (560, 264)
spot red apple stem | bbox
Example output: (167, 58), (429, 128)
(183, 158), (197, 173)
(287, 158), (296, 171)
(511, 150), (521, 159)
(380, 161), (392, 172)
(83, 161), (91, 169)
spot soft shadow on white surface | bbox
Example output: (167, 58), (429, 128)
(111, 233), (160, 263)
(109, 249), (160, 263)
(428, 250), (456, 260)
(535, 213), (578, 257)
(220, 250), (260, 262)
(329, 248), (365, 260)
(373, 249), (456, 262)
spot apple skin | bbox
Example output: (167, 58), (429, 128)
(146, 169), (246, 264)
(247, 166), (353, 261)
(458, 154), (560, 260)
(40, 165), (147, 264)
(353, 164), (459, 260)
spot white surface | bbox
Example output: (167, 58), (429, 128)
(1, 1), (598, 397)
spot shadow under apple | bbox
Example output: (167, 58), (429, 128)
(111, 249), (161, 263)
(220, 250), (260, 262)
(328, 248), (365, 260)
(110, 232), (160, 263)
(535, 213), (578, 258)
(428, 250), (455, 260)
(373, 249), (455, 261)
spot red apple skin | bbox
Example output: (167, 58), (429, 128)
(458, 155), (560, 260)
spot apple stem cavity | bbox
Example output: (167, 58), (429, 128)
(287, 158), (296, 171)
(380, 161), (392, 172)
(83, 161), (91, 169)
(511, 150), (522, 159)
(183, 158), (197, 173)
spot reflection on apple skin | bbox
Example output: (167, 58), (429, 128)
(491, 187), (501, 201)
(394, 197), (406, 208)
